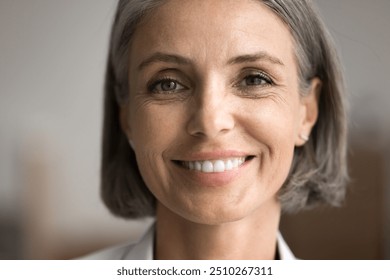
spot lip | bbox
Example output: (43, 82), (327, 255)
(172, 150), (252, 161)
(171, 150), (255, 187)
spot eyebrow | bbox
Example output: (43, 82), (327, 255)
(137, 51), (284, 71)
(227, 51), (285, 66)
(138, 52), (191, 71)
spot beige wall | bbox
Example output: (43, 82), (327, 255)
(0, 0), (151, 259)
(314, 0), (390, 259)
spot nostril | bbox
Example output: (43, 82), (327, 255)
(191, 131), (207, 138)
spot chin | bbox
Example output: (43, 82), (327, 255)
(177, 204), (255, 226)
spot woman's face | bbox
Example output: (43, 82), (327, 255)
(122, 0), (318, 224)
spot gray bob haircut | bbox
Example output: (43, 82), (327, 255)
(101, 0), (349, 218)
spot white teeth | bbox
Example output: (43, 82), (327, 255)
(225, 160), (233, 170)
(202, 161), (213, 173)
(194, 161), (202, 171)
(213, 160), (225, 172)
(183, 157), (247, 173)
(232, 158), (239, 168)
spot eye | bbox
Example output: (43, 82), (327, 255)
(240, 73), (273, 87)
(148, 78), (186, 93)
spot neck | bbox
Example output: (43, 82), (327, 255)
(155, 202), (281, 260)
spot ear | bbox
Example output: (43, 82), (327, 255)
(295, 77), (321, 146)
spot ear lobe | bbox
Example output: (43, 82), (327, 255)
(295, 77), (321, 146)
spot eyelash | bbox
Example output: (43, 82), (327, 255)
(236, 71), (274, 88)
(146, 71), (274, 94)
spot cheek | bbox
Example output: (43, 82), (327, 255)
(128, 103), (185, 186)
(243, 100), (298, 148)
(242, 100), (298, 184)
(131, 103), (183, 148)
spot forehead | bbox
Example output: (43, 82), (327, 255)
(129, 0), (295, 69)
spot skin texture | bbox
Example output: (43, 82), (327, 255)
(121, 0), (319, 259)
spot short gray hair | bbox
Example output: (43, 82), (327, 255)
(101, 0), (349, 218)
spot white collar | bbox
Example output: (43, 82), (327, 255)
(122, 224), (296, 260)
(276, 231), (296, 260)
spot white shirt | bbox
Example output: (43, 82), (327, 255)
(80, 224), (296, 260)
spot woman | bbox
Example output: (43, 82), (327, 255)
(83, 0), (348, 260)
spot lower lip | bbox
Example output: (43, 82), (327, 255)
(172, 159), (252, 187)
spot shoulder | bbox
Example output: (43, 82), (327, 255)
(77, 224), (155, 260)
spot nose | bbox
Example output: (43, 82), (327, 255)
(186, 84), (235, 139)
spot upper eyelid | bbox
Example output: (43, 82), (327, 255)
(241, 66), (278, 79)
(147, 69), (191, 84)
(241, 68), (273, 79)
(247, 72), (272, 81)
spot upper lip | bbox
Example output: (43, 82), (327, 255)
(172, 150), (253, 162)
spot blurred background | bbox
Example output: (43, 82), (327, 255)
(0, 0), (389, 259)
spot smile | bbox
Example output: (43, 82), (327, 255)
(176, 156), (254, 173)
